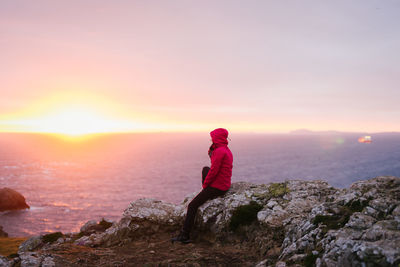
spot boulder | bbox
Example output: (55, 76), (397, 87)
(0, 188), (30, 212)
(76, 198), (185, 247)
(79, 220), (97, 234)
(19, 236), (43, 253)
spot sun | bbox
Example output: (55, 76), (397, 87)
(0, 91), (198, 136)
(46, 109), (109, 136)
(32, 107), (131, 136)
(0, 91), (146, 137)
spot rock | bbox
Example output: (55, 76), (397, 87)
(0, 188), (30, 212)
(19, 252), (41, 267)
(7, 252), (55, 267)
(74, 235), (91, 246)
(275, 261), (286, 267)
(345, 213), (376, 230)
(19, 236), (43, 253)
(73, 219), (116, 247)
(84, 198), (186, 247)
(267, 200), (278, 209)
(0, 225), (8, 237)
(254, 259), (268, 267)
(79, 220), (97, 234)
(392, 205), (400, 217)
(41, 256), (55, 267)
(0, 256), (11, 267)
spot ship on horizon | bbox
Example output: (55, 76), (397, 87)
(358, 135), (372, 143)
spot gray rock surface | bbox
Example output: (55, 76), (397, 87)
(40, 256), (55, 267)
(0, 256), (11, 267)
(19, 236), (43, 253)
(19, 252), (41, 267)
(276, 176), (400, 267)
(0, 251), (56, 267)
(79, 220), (97, 234)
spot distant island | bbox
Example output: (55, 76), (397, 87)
(289, 129), (400, 136)
(289, 129), (345, 135)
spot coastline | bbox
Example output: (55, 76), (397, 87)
(1, 176), (399, 266)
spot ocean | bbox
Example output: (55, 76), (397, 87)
(1, 132), (400, 237)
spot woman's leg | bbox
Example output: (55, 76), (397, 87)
(182, 187), (226, 236)
(202, 166), (210, 185)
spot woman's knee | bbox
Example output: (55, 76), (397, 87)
(202, 166), (210, 171)
(187, 201), (199, 212)
(202, 166), (210, 182)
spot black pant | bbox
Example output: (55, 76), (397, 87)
(182, 167), (227, 235)
(202, 166), (210, 185)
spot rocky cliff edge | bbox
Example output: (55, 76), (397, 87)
(1, 176), (399, 267)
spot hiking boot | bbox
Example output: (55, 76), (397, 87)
(171, 232), (191, 244)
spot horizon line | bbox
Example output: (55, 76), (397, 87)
(0, 129), (399, 136)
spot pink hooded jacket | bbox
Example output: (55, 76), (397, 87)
(202, 128), (233, 191)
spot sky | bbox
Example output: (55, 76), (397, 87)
(1, 0), (399, 134)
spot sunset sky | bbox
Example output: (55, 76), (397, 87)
(1, 0), (399, 135)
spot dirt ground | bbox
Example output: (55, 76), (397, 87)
(0, 237), (27, 257)
(48, 232), (265, 266)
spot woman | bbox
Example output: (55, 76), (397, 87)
(172, 128), (233, 243)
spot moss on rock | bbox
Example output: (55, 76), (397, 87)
(345, 198), (370, 213)
(268, 182), (290, 198)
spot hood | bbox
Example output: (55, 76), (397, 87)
(210, 128), (229, 146)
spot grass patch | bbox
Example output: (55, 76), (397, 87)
(42, 232), (63, 243)
(229, 201), (263, 231)
(268, 183), (290, 198)
(0, 237), (27, 257)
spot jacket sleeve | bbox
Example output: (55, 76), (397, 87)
(202, 148), (225, 189)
